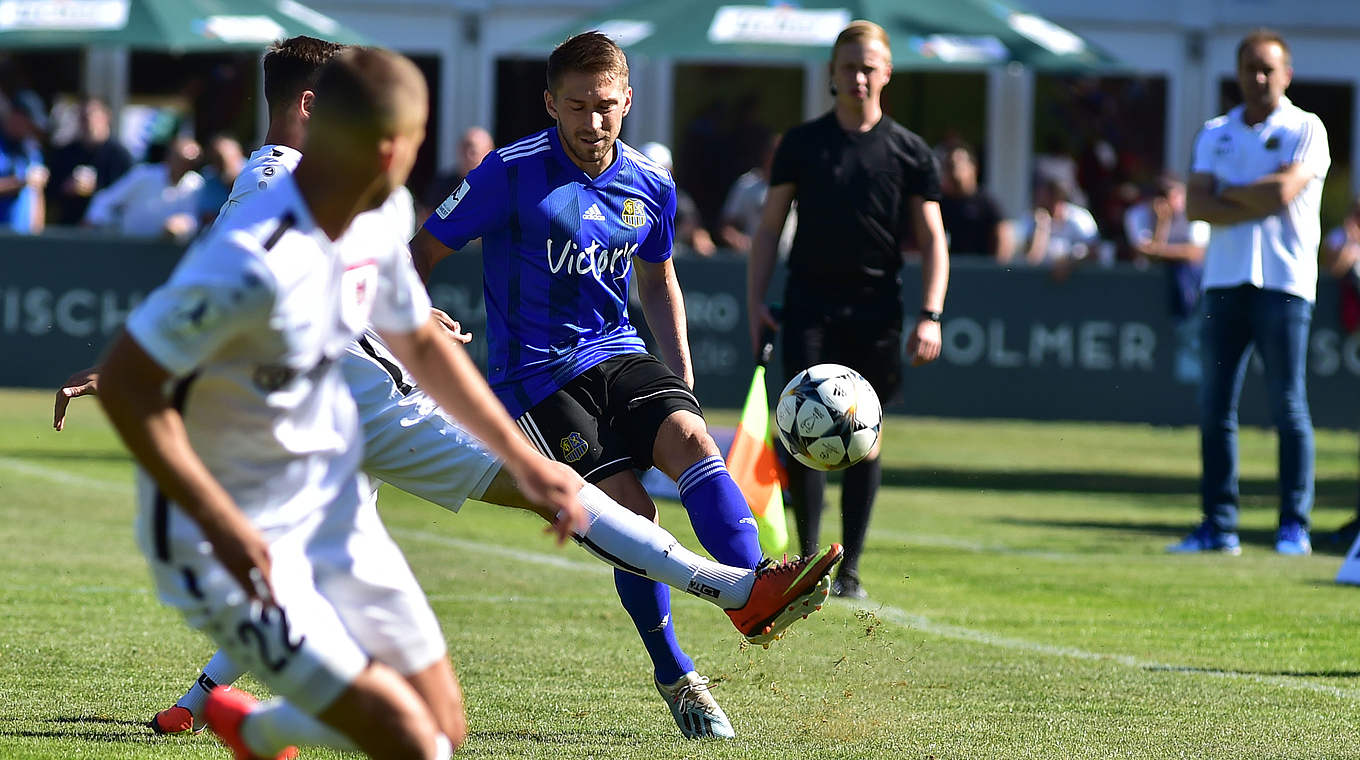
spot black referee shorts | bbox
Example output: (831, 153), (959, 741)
(515, 353), (703, 483)
(782, 311), (904, 404)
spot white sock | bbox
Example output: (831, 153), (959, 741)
(177, 650), (244, 716)
(432, 733), (453, 760)
(240, 698), (358, 754)
(575, 483), (755, 609)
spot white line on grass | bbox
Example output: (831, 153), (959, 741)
(13, 457), (1358, 700)
(397, 521), (1360, 702)
(857, 600), (1360, 700)
(390, 527), (610, 574)
(0, 455), (134, 494)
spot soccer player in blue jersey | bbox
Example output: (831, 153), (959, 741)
(414, 31), (843, 739)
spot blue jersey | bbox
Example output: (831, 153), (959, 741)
(423, 127), (677, 416)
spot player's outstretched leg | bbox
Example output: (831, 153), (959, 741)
(675, 452), (763, 569)
(150, 650), (246, 734)
(726, 544), (844, 647)
(570, 483), (841, 644)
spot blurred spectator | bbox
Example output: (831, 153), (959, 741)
(1125, 172), (1208, 383)
(194, 134), (245, 230)
(1033, 135), (1084, 206)
(718, 133), (795, 257)
(421, 126), (493, 213)
(1323, 197), (1360, 287)
(1019, 177), (1099, 266)
(46, 97), (133, 226)
(83, 135), (203, 240)
(640, 140), (715, 257)
(0, 90), (49, 234)
(938, 142), (1012, 262)
(1320, 198), (1360, 548)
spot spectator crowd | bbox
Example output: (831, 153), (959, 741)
(0, 89), (248, 239)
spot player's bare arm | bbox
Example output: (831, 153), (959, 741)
(97, 332), (275, 601)
(907, 195), (948, 366)
(429, 307), (472, 343)
(410, 227), (456, 283)
(995, 219), (1017, 264)
(53, 366), (99, 431)
(1218, 162), (1314, 215)
(378, 317), (587, 541)
(633, 257), (694, 388)
(745, 181), (796, 354)
(1186, 172), (1271, 225)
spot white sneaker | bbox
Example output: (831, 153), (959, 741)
(653, 672), (735, 739)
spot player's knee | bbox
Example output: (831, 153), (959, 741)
(326, 666), (445, 760)
(376, 714), (442, 760)
(656, 412), (719, 469)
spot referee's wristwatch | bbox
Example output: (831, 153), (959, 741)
(918, 309), (942, 323)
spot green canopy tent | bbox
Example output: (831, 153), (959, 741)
(521, 0), (1120, 71)
(0, 0), (367, 52)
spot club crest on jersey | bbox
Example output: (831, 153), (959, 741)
(341, 261), (378, 327)
(167, 288), (221, 338)
(621, 198), (646, 228)
(560, 432), (588, 462)
(436, 179), (470, 219)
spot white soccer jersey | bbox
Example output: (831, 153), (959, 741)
(218, 144), (302, 220)
(210, 144), (497, 508)
(343, 330), (500, 509)
(126, 174), (431, 529)
(1191, 96), (1331, 301)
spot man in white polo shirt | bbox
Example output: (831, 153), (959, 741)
(1170, 28), (1330, 556)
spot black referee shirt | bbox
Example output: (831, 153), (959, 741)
(771, 112), (941, 299)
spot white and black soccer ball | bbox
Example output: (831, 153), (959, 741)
(775, 364), (882, 472)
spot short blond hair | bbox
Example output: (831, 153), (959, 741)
(832, 20), (892, 64)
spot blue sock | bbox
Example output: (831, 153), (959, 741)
(614, 569), (693, 685)
(678, 455), (762, 569)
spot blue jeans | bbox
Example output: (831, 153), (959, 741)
(1199, 285), (1314, 533)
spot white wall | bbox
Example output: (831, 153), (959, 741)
(1027, 0), (1360, 193)
(302, 0), (1360, 195)
(308, 0), (614, 167)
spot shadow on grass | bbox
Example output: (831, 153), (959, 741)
(1146, 664), (1360, 679)
(472, 728), (649, 745)
(0, 715), (155, 744)
(995, 515), (1360, 555)
(877, 464), (1358, 505)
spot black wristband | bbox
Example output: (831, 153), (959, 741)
(919, 309), (942, 322)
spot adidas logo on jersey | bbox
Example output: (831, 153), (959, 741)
(582, 203), (606, 221)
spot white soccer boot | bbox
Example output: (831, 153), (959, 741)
(653, 671), (735, 739)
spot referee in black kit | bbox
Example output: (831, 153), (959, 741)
(746, 20), (949, 599)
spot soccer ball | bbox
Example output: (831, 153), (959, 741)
(774, 364), (882, 471)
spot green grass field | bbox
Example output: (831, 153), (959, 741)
(3, 386), (1360, 759)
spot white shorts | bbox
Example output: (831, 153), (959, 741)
(135, 471), (447, 715)
(344, 341), (502, 512)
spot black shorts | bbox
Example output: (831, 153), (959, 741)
(516, 354), (703, 482)
(782, 311), (904, 403)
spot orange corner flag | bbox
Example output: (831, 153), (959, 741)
(725, 364), (788, 556)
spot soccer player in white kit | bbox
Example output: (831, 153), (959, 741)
(62, 37), (841, 746)
(97, 48), (541, 759)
